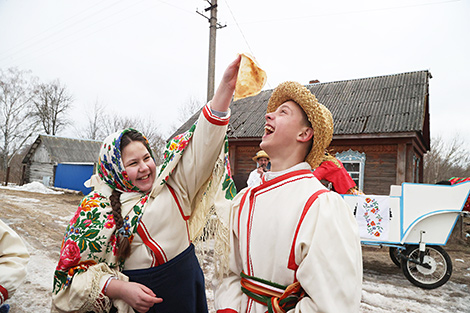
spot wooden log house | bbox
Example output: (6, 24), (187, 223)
(175, 70), (431, 194)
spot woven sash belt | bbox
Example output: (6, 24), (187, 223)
(240, 271), (305, 313)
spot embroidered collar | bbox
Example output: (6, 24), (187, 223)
(262, 162), (311, 182)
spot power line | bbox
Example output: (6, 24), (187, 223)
(223, 0), (254, 56)
(238, 0), (462, 25)
(155, 0), (196, 15)
(223, 0), (271, 89)
(0, 0), (126, 61)
(0, 0), (158, 67)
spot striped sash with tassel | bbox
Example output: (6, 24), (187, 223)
(240, 271), (306, 313)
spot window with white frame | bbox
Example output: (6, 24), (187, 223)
(336, 149), (366, 191)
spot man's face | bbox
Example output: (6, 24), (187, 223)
(257, 157), (269, 168)
(261, 100), (309, 156)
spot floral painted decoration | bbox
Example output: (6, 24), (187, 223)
(362, 197), (384, 237)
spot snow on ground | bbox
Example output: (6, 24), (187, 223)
(8, 241), (55, 311)
(6, 250), (470, 313)
(0, 182), (63, 195)
(360, 268), (470, 312)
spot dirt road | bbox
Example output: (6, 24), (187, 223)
(1, 187), (469, 312)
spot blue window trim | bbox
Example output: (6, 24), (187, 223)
(336, 149), (366, 191)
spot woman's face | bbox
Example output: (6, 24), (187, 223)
(121, 141), (156, 193)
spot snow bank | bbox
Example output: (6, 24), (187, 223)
(0, 182), (63, 195)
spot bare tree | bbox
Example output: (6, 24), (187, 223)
(77, 96), (205, 165)
(32, 79), (73, 135)
(0, 68), (38, 175)
(79, 99), (107, 141)
(177, 96), (204, 125)
(423, 135), (470, 183)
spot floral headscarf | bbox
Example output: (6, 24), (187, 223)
(97, 128), (154, 193)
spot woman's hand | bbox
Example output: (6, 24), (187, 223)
(211, 54), (241, 112)
(105, 279), (163, 313)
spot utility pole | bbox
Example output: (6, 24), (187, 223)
(197, 0), (226, 102)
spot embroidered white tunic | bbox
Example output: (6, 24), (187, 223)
(52, 103), (230, 312)
(215, 163), (363, 313)
(0, 219), (29, 305)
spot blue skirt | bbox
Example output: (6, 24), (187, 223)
(120, 244), (208, 313)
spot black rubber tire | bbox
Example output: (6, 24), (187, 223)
(401, 245), (452, 289)
(389, 247), (401, 268)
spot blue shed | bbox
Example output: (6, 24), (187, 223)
(22, 135), (102, 194)
(54, 163), (95, 194)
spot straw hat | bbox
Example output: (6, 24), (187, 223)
(267, 81), (334, 169)
(252, 150), (270, 162)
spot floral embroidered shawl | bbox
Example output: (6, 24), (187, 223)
(53, 123), (236, 297)
(53, 128), (153, 294)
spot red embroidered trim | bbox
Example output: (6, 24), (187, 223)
(243, 170), (315, 276)
(167, 185), (190, 221)
(202, 104), (230, 126)
(247, 190), (257, 275)
(288, 189), (329, 271)
(137, 222), (167, 266)
(216, 309), (238, 313)
(260, 169), (313, 189)
(0, 284), (8, 304)
(167, 185), (190, 241)
(237, 189), (251, 244)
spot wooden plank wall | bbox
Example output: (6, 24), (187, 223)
(230, 144), (261, 191)
(326, 145), (398, 195)
(27, 163), (55, 186)
(229, 142), (419, 195)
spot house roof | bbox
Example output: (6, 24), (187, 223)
(173, 70), (431, 142)
(22, 134), (102, 164)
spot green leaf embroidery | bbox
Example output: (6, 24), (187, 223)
(84, 229), (100, 239)
(88, 241), (102, 253)
(77, 238), (87, 252)
(53, 270), (68, 293)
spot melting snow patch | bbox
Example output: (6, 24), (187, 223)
(0, 181), (63, 194)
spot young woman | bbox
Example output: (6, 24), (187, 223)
(52, 56), (240, 313)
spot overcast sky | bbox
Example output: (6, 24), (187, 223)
(0, 0), (469, 148)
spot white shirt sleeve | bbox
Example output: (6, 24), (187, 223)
(290, 192), (363, 312)
(214, 190), (247, 312)
(166, 102), (230, 217)
(247, 169), (261, 188)
(0, 219), (29, 304)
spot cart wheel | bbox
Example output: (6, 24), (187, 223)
(401, 245), (452, 289)
(389, 247), (401, 267)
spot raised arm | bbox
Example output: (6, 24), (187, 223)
(211, 55), (241, 112)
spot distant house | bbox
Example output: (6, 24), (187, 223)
(174, 70), (431, 194)
(22, 135), (102, 194)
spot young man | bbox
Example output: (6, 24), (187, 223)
(215, 81), (362, 312)
(246, 150), (270, 188)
